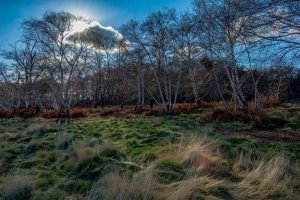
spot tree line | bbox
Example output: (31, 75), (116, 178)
(0, 0), (299, 119)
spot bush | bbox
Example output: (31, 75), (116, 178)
(143, 108), (164, 116)
(252, 114), (287, 130)
(173, 103), (198, 114)
(208, 108), (250, 123)
(260, 97), (280, 108)
(0, 110), (16, 118)
(206, 108), (287, 130)
(121, 107), (141, 115)
(70, 108), (91, 118)
(3, 176), (33, 200)
(16, 109), (35, 118)
(98, 107), (121, 116)
(202, 101), (225, 108)
(38, 109), (63, 118)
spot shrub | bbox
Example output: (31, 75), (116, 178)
(98, 107), (121, 116)
(252, 116), (287, 130)
(173, 103), (198, 114)
(260, 97), (280, 108)
(16, 109), (35, 118)
(208, 108), (250, 123)
(3, 176), (33, 200)
(70, 108), (91, 118)
(121, 107), (144, 115)
(207, 108), (272, 127)
(143, 107), (164, 116)
(38, 109), (63, 118)
(0, 110), (16, 118)
(202, 101), (225, 108)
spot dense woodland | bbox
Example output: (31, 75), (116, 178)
(0, 0), (299, 118)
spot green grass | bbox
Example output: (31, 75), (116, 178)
(0, 107), (299, 199)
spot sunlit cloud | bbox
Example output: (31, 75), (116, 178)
(71, 20), (91, 33)
(65, 18), (124, 52)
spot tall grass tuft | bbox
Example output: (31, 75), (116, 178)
(232, 154), (293, 199)
(3, 176), (33, 200)
(87, 171), (156, 200)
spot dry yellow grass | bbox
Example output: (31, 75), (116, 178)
(232, 154), (293, 200)
(145, 137), (296, 200)
(88, 171), (156, 200)
(165, 177), (199, 200)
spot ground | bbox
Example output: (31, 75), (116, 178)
(0, 103), (299, 200)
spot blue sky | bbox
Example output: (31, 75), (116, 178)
(0, 0), (192, 49)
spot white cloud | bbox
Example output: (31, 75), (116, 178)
(66, 19), (123, 49)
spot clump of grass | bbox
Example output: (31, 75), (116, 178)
(59, 179), (90, 194)
(286, 116), (300, 131)
(76, 155), (108, 179)
(232, 154), (293, 199)
(74, 144), (117, 161)
(24, 140), (44, 154)
(155, 158), (186, 184)
(31, 188), (66, 200)
(88, 172), (156, 200)
(167, 136), (219, 174)
(25, 122), (59, 136)
(74, 145), (100, 162)
(165, 177), (200, 200)
(99, 147), (126, 160)
(74, 144), (130, 180)
(144, 137), (297, 199)
(56, 132), (72, 149)
(3, 176), (34, 200)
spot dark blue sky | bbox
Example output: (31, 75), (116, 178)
(0, 0), (192, 49)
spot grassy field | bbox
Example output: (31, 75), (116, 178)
(0, 104), (299, 200)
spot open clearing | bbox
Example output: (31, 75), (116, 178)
(0, 103), (299, 200)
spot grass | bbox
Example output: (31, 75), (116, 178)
(0, 103), (299, 199)
(2, 176), (33, 200)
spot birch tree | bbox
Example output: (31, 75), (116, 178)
(141, 9), (181, 112)
(23, 11), (89, 123)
